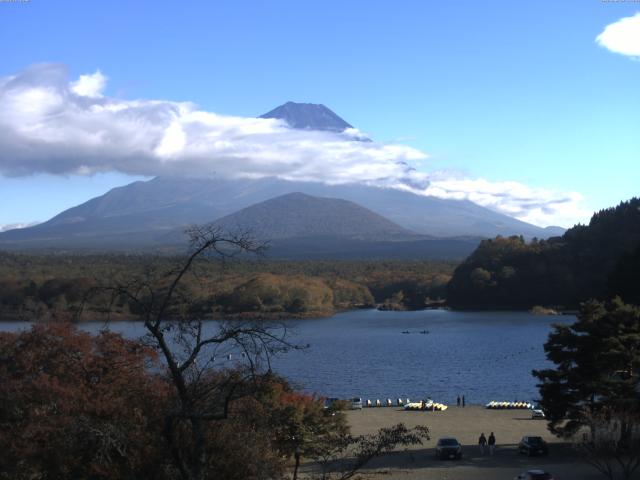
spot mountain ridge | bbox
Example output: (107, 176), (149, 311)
(0, 102), (565, 254)
(0, 175), (561, 247)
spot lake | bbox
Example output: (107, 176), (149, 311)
(0, 309), (570, 406)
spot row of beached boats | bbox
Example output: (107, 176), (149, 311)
(362, 399), (531, 410)
(404, 400), (448, 411)
(363, 398), (448, 411)
(366, 398), (408, 407)
(485, 401), (533, 409)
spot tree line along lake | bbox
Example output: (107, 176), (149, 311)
(0, 309), (571, 406)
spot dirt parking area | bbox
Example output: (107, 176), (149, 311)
(335, 406), (602, 480)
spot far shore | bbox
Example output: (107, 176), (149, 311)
(0, 305), (581, 323)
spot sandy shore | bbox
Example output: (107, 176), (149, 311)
(320, 406), (601, 480)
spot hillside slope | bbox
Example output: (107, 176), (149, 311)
(210, 192), (413, 240)
(446, 198), (640, 308)
(0, 175), (560, 249)
(161, 192), (481, 260)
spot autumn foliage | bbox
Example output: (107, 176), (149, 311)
(0, 323), (170, 479)
(0, 324), (350, 479)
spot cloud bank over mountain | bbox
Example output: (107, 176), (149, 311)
(0, 64), (588, 227)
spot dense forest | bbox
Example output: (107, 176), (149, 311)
(447, 198), (640, 309)
(0, 254), (454, 321)
(4, 198), (639, 318)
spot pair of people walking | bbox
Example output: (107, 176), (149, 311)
(478, 432), (496, 455)
(456, 394), (465, 407)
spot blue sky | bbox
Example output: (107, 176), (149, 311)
(0, 0), (638, 229)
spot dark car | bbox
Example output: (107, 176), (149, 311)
(518, 436), (549, 456)
(514, 469), (555, 480)
(435, 437), (462, 459)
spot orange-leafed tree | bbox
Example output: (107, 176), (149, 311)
(0, 323), (171, 480)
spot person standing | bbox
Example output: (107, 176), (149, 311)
(478, 433), (487, 455)
(457, 395), (461, 407)
(488, 432), (496, 455)
(462, 395), (466, 407)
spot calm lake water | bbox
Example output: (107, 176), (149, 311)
(0, 309), (571, 406)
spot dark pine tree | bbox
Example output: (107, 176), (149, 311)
(533, 298), (640, 437)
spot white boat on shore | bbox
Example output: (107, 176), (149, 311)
(404, 400), (448, 411)
(485, 401), (533, 409)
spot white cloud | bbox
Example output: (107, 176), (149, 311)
(0, 64), (588, 227)
(70, 70), (107, 97)
(0, 222), (40, 232)
(0, 64), (425, 182)
(421, 175), (590, 228)
(596, 13), (640, 59)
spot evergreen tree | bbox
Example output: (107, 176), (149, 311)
(447, 197), (640, 309)
(608, 244), (640, 305)
(533, 298), (640, 437)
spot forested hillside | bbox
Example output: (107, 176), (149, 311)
(447, 198), (640, 309)
(0, 254), (454, 320)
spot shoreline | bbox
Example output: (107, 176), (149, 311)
(0, 305), (577, 323)
(312, 406), (600, 480)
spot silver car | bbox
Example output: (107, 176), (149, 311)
(531, 409), (545, 419)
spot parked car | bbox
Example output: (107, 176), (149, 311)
(531, 408), (546, 419)
(435, 437), (462, 459)
(514, 469), (554, 480)
(350, 397), (363, 409)
(518, 436), (549, 456)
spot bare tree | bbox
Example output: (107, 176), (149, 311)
(310, 423), (430, 480)
(575, 407), (640, 480)
(80, 225), (432, 480)
(84, 225), (297, 480)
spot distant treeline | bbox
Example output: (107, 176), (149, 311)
(0, 254), (455, 321)
(447, 198), (640, 309)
